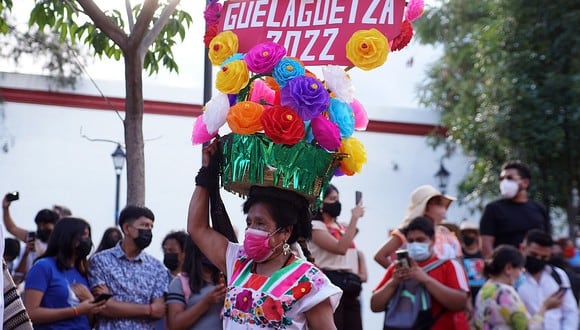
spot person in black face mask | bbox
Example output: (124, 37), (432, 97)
(515, 229), (578, 329)
(307, 183), (366, 330)
(459, 221), (485, 306)
(88, 205), (172, 329)
(23, 217), (107, 328)
(161, 231), (188, 277)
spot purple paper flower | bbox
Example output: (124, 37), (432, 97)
(311, 115), (341, 150)
(280, 76), (329, 121)
(328, 98), (354, 138)
(245, 42), (286, 74)
(234, 290), (253, 312)
(204, 2), (223, 26)
(272, 58), (305, 87)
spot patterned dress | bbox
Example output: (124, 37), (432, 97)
(474, 280), (543, 330)
(223, 242), (342, 329)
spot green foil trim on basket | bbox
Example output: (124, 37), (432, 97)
(220, 133), (345, 204)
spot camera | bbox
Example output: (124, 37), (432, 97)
(5, 191), (19, 202)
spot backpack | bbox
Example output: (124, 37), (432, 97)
(383, 259), (447, 330)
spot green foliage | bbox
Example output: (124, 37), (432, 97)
(415, 0), (580, 227)
(0, 0), (13, 34)
(28, 1), (192, 76)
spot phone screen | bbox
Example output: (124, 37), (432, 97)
(355, 191), (362, 205)
(94, 293), (113, 303)
(396, 249), (409, 268)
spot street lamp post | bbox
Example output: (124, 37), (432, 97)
(434, 161), (451, 194)
(111, 144), (126, 225)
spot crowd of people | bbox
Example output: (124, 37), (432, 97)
(2, 158), (580, 329)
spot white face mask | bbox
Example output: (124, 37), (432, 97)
(408, 242), (431, 261)
(500, 179), (519, 199)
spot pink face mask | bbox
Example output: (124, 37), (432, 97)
(243, 228), (279, 262)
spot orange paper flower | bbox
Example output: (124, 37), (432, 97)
(226, 101), (264, 135)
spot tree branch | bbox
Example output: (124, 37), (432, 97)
(76, 0), (127, 50)
(138, 0), (180, 55)
(129, 0), (158, 51)
(125, 0), (135, 32)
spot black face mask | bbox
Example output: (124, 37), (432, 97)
(525, 256), (547, 274)
(76, 237), (93, 259)
(163, 253), (179, 271)
(37, 229), (53, 243)
(134, 229), (153, 250)
(322, 201), (341, 218)
(462, 235), (476, 246)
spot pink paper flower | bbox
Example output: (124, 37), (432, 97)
(406, 0), (424, 22)
(204, 2), (223, 26)
(351, 99), (369, 130)
(249, 79), (276, 109)
(245, 41), (287, 74)
(191, 114), (216, 145)
(311, 115), (341, 151)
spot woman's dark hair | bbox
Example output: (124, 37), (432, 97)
(181, 236), (220, 294)
(483, 245), (525, 277)
(402, 216), (435, 238)
(96, 227), (123, 253)
(162, 230), (188, 251)
(313, 183), (339, 221)
(244, 186), (312, 244)
(39, 217), (92, 275)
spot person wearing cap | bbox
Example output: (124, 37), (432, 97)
(187, 141), (342, 329)
(459, 220), (485, 304)
(374, 185), (462, 269)
(479, 160), (550, 258)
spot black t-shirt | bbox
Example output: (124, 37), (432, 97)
(479, 199), (549, 248)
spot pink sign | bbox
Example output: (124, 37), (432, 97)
(217, 0), (406, 66)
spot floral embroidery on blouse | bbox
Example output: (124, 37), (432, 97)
(223, 253), (325, 328)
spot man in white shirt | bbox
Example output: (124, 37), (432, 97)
(517, 229), (579, 329)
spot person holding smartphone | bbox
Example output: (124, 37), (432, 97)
(307, 184), (365, 330)
(515, 230), (579, 329)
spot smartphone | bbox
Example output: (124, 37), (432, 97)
(5, 191), (19, 202)
(27, 231), (36, 241)
(93, 293), (113, 303)
(396, 249), (410, 268)
(355, 191), (362, 205)
(557, 287), (569, 294)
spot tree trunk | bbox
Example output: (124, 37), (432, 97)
(124, 50), (146, 206)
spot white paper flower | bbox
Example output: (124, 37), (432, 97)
(322, 65), (355, 103)
(202, 92), (230, 133)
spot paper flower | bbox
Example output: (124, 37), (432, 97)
(216, 60), (249, 94)
(191, 114), (216, 145)
(209, 31), (239, 66)
(260, 105), (305, 145)
(322, 65), (355, 103)
(272, 58), (306, 87)
(328, 98), (355, 138)
(226, 101), (264, 135)
(203, 24), (219, 49)
(249, 79), (276, 109)
(391, 20), (414, 52)
(280, 76), (329, 121)
(202, 92), (230, 133)
(406, 0), (425, 22)
(311, 115), (341, 151)
(339, 137), (367, 175)
(351, 99), (369, 131)
(346, 29), (390, 71)
(245, 41), (287, 74)
(204, 2), (223, 26)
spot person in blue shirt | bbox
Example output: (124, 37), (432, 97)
(24, 217), (107, 329)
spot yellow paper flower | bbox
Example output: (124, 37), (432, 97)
(346, 29), (390, 71)
(339, 136), (367, 175)
(209, 31), (239, 66)
(216, 60), (249, 94)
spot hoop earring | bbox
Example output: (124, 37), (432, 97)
(283, 242), (291, 256)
